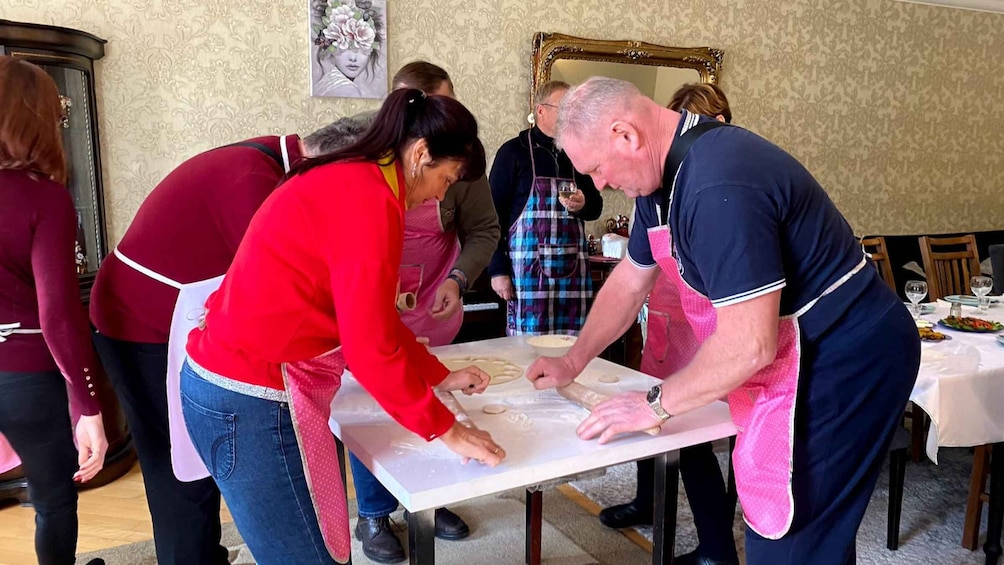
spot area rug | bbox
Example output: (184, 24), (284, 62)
(79, 485), (649, 564)
(568, 444), (989, 564)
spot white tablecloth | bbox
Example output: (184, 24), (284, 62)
(911, 301), (1004, 462)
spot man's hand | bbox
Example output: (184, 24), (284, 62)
(491, 275), (514, 301)
(73, 413), (108, 483)
(525, 355), (580, 390)
(559, 190), (585, 213)
(576, 391), (664, 444)
(437, 366), (490, 395)
(430, 278), (462, 320)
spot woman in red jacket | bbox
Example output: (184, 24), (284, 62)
(180, 88), (505, 564)
(0, 56), (107, 565)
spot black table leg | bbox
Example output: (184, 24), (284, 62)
(408, 508), (435, 565)
(526, 488), (543, 565)
(652, 450), (681, 565)
(985, 442), (1004, 565)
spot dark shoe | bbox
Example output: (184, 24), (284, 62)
(83, 560), (106, 565)
(674, 550), (739, 565)
(354, 516), (406, 563)
(598, 500), (653, 529)
(403, 507), (471, 540)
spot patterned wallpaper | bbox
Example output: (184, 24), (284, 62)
(3, 0), (1003, 244)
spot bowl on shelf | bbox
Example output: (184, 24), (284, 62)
(526, 334), (577, 357)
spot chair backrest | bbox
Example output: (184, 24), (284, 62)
(861, 236), (896, 291)
(918, 234), (981, 300)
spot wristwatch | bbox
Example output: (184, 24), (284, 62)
(447, 269), (468, 295)
(646, 385), (672, 423)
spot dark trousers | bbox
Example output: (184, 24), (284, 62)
(0, 370), (79, 565)
(91, 332), (229, 565)
(635, 442), (738, 562)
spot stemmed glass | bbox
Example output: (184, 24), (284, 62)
(905, 280), (928, 319)
(971, 275), (993, 314)
(557, 180), (578, 218)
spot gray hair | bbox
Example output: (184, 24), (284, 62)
(302, 110), (377, 155)
(556, 77), (642, 148)
(533, 80), (570, 108)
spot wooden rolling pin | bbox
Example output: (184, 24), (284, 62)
(434, 389), (479, 430)
(557, 382), (661, 436)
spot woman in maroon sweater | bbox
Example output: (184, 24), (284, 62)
(0, 57), (107, 565)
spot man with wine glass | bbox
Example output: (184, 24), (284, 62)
(525, 77), (922, 565)
(488, 80), (603, 335)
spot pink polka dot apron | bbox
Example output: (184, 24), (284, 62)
(640, 272), (701, 378)
(648, 223), (801, 539)
(398, 199), (462, 347)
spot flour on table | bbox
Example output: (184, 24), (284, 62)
(439, 356), (523, 385)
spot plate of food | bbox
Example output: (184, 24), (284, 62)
(919, 327), (951, 341)
(938, 316), (1004, 333)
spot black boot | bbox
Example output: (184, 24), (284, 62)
(354, 516), (406, 563)
(674, 550), (740, 565)
(598, 499), (653, 528)
(403, 507), (471, 540)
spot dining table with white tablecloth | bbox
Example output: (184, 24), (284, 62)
(910, 299), (1004, 565)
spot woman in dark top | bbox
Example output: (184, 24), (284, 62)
(0, 56), (107, 565)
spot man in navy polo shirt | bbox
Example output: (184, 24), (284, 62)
(526, 77), (919, 565)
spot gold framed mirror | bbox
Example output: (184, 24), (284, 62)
(530, 32), (724, 108)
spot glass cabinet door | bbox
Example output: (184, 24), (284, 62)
(44, 65), (105, 276)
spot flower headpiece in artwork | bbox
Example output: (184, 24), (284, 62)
(312, 0), (383, 53)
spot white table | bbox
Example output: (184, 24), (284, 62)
(329, 336), (737, 565)
(912, 301), (1004, 564)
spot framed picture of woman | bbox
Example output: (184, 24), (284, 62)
(309, 0), (388, 99)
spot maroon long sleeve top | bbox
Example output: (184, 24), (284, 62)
(0, 169), (102, 415)
(89, 135), (302, 343)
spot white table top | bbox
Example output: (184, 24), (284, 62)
(912, 301), (1004, 462)
(329, 336), (737, 512)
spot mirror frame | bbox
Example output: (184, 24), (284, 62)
(530, 32), (724, 106)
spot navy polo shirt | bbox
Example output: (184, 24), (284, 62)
(628, 111), (882, 340)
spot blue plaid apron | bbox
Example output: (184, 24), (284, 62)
(506, 132), (592, 335)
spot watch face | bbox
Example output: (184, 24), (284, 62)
(646, 386), (660, 404)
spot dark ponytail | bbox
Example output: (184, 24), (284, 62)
(290, 88), (485, 181)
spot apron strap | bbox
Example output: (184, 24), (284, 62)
(113, 248), (185, 289)
(660, 121), (731, 226)
(226, 140), (285, 172)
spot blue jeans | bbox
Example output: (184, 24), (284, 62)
(349, 452), (399, 518)
(180, 360), (337, 565)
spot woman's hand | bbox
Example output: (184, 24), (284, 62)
(73, 413), (108, 483)
(437, 366), (490, 395)
(439, 421), (506, 466)
(576, 391), (664, 444)
(559, 190), (585, 213)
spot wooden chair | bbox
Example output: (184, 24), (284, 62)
(861, 236), (897, 291)
(918, 234), (981, 301)
(963, 445), (993, 550)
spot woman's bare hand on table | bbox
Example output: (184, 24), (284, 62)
(440, 421), (506, 466)
(437, 366), (490, 395)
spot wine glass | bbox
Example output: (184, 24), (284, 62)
(557, 180), (578, 217)
(971, 275), (993, 314)
(904, 280), (928, 319)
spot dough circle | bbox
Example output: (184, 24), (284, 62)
(439, 356), (523, 385)
(482, 404), (508, 415)
(598, 374), (620, 384)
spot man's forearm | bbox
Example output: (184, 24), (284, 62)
(567, 261), (654, 372)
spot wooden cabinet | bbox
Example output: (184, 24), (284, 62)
(0, 20), (135, 504)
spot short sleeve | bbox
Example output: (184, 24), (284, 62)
(627, 195), (659, 268)
(681, 185), (786, 307)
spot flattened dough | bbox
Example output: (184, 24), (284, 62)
(482, 404), (508, 415)
(439, 356), (523, 385)
(598, 374), (620, 384)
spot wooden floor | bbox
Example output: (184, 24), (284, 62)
(0, 461), (357, 565)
